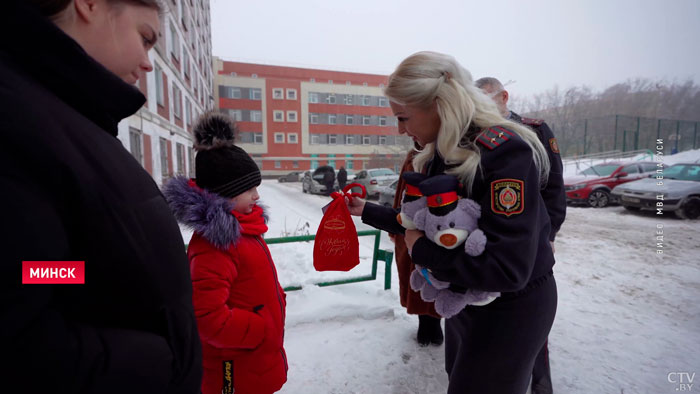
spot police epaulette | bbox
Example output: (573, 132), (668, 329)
(521, 117), (544, 126)
(476, 126), (513, 150)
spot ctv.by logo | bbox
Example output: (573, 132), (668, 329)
(668, 372), (695, 391)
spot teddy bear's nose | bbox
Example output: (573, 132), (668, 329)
(439, 234), (458, 247)
(396, 213), (403, 225)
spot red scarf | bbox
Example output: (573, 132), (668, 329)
(232, 205), (268, 236)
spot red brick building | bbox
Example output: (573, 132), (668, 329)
(213, 58), (411, 176)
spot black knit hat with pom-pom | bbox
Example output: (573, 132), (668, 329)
(193, 111), (261, 198)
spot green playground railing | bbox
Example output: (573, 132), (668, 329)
(264, 230), (394, 291)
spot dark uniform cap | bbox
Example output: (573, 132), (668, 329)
(419, 175), (460, 216)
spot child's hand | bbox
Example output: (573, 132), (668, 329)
(345, 196), (366, 216)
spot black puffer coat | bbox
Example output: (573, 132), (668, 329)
(0, 2), (202, 393)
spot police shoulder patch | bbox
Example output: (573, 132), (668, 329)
(549, 137), (560, 154)
(491, 178), (524, 217)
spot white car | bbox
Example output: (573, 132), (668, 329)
(352, 168), (399, 198)
(611, 163), (700, 219)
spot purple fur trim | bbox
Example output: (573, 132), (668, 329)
(162, 176), (240, 249)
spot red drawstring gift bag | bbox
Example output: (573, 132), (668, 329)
(313, 183), (366, 272)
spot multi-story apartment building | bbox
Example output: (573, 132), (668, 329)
(213, 58), (412, 176)
(117, 0), (213, 186)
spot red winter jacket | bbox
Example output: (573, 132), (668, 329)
(164, 178), (287, 394)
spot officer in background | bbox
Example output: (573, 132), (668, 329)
(476, 77), (567, 394)
(338, 167), (348, 190)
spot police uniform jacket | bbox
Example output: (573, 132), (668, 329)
(511, 111), (566, 241)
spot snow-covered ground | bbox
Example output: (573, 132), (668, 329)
(562, 148), (700, 177)
(179, 150), (700, 393)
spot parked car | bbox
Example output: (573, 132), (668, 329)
(611, 163), (700, 219)
(352, 168), (399, 199)
(302, 166), (336, 195)
(564, 161), (657, 207)
(378, 179), (399, 207)
(277, 171), (302, 183)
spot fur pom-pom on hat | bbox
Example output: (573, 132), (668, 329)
(194, 111), (238, 151)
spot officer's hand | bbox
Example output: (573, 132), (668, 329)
(346, 196), (366, 216)
(404, 229), (424, 252)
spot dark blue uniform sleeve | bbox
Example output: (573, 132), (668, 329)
(410, 138), (547, 293)
(361, 202), (406, 235)
(537, 122), (567, 241)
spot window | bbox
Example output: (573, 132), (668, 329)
(345, 115), (354, 125)
(329, 135), (337, 144)
(347, 159), (353, 170)
(621, 165), (639, 175)
(230, 72), (237, 76)
(328, 80), (333, 84)
(252, 73), (258, 78)
(274, 161), (281, 169)
(251, 110), (262, 122)
(379, 136), (387, 145)
(378, 97), (388, 107)
(286, 89), (297, 100)
(293, 160), (299, 168)
(287, 133), (298, 144)
(328, 114), (337, 125)
(188, 147), (195, 177)
(183, 53), (190, 78)
(129, 128), (143, 165)
(287, 111), (297, 122)
(249, 88), (261, 100)
(362, 135), (371, 145)
(155, 64), (164, 106)
(274, 132), (285, 143)
(344, 95), (353, 105)
(309, 92), (319, 103)
(273, 110), (284, 122)
(310, 78), (315, 82)
(227, 109), (242, 121)
(346, 81), (351, 85)
(362, 95), (370, 106)
(170, 22), (180, 60)
(379, 116), (387, 126)
(173, 85), (182, 119)
(311, 160), (319, 169)
(311, 134), (320, 144)
(253, 132), (263, 144)
(345, 135), (354, 144)
(185, 99), (192, 126)
(272, 88), (284, 99)
(362, 116), (371, 126)
(310, 113), (319, 124)
(326, 94), (336, 104)
(159, 138), (170, 178)
(230, 87), (241, 99)
(176, 143), (186, 175)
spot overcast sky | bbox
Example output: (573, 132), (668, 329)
(210, 0), (699, 100)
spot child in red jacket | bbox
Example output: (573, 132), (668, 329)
(164, 112), (287, 394)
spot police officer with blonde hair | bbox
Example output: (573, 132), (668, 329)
(347, 52), (558, 394)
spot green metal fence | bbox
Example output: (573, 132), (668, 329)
(265, 229), (394, 292)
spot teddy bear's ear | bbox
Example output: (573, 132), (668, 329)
(413, 207), (427, 230)
(459, 198), (482, 219)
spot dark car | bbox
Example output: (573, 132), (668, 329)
(612, 163), (700, 219)
(302, 166), (336, 195)
(278, 171), (301, 183)
(564, 161), (657, 207)
(378, 179), (399, 207)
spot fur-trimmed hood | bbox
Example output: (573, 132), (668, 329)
(163, 176), (268, 249)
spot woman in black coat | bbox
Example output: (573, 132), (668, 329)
(347, 51), (558, 394)
(0, 1), (201, 393)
